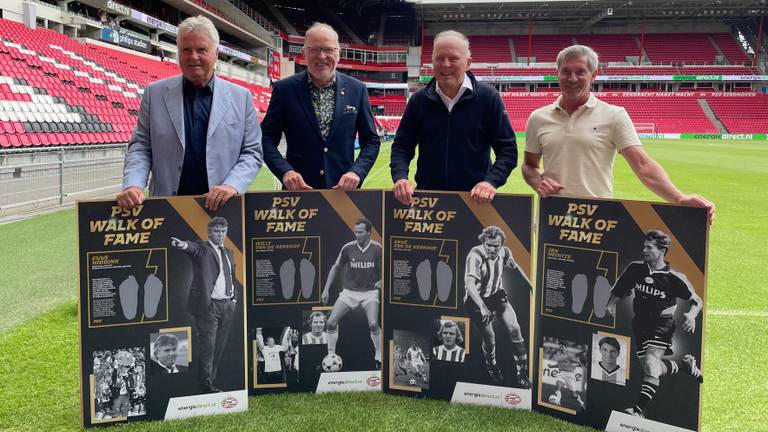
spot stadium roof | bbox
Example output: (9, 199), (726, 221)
(406, 0), (768, 24)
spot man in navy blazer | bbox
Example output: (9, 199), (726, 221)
(118, 16), (263, 211)
(261, 22), (380, 190)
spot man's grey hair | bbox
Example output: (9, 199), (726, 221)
(304, 22), (340, 48)
(556, 44), (599, 72)
(433, 30), (471, 58)
(178, 15), (220, 48)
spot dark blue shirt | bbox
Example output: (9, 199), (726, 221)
(178, 77), (214, 195)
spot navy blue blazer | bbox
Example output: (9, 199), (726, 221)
(261, 71), (380, 189)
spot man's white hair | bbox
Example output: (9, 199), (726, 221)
(304, 22), (340, 48)
(178, 15), (220, 48)
(432, 30), (471, 58)
(556, 45), (599, 72)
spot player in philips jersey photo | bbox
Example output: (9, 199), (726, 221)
(321, 218), (382, 369)
(606, 229), (704, 419)
(432, 320), (466, 363)
(464, 226), (532, 388)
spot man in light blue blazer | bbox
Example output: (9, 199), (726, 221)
(118, 15), (262, 211)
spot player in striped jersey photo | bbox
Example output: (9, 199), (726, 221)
(302, 311), (329, 345)
(464, 226), (532, 388)
(432, 320), (466, 363)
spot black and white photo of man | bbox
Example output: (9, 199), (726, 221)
(464, 226), (532, 387)
(255, 327), (289, 384)
(432, 320), (466, 363)
(321, 218), (382, 369)
(149, 333), (189, 374)
(606, 229), (704, 418)
(302, 311), (329, 345)
(171, 216), (239, 393)
(590, 335), (626, 386)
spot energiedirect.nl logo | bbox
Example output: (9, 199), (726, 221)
(367, 376), (381, 387)
(220, 396), (239, 409)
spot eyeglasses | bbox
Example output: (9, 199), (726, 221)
(304, 47), (338, 56)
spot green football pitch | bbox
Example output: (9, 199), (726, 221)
(0, 138), (765, 431)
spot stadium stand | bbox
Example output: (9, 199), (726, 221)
(0, 18), (272, 148)
(511, 34), (573, 62)
(641, 33), (720, 65)
(705, 94), (768, 133)
(1, 12), (766, 149)
(501, 93), (722, 133)
(573, 34), (639, 62)
(711, 33), (752, 65)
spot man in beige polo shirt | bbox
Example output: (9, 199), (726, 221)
(522, 45), (714, 223)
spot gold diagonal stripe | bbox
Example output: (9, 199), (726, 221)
(319, 190), (382, 244)
(622, 201), (706, 297)
(165, 196), (244, 285)
(459, 194), (532, 280)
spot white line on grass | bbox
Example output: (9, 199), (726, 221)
(708, 309), (768, 317)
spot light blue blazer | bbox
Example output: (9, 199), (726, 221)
(122, 75), (263, 195)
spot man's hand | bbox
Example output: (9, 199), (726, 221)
(393, 179), (414, 206)
(470, 181), (497, 204)
(333, 171), (361, 190)
(679, 194), (715, 224)
(282, 170), (313, 191)
(479, 302), (493, 323)
(536, 177), (565, 198)
(682, 312), (697, 333)
(204, 184), (237, 211)
(170, 237), (187, 250)
(321, 289), (330, 305)
(116, 186), (144, 210)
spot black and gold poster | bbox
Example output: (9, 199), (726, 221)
(533, 197), (708, 432)
(245, 190), (383, 394)
(77, 197), (248, 427)
(382, 192), (534, 410)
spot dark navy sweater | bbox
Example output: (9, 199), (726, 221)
(389, 72), (517, 191)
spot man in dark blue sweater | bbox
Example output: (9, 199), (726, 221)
(389, 30), (517, 205)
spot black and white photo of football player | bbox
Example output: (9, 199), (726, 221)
(590, 334), (626, 386)
(321, 218), (382, 369)
(464, 226), (532, 387)
(432, 319), (466, 363)
(606, 229), (704, 418)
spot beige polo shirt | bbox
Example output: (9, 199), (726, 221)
(525, 93), (641, 198)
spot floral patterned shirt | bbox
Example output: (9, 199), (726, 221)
(308, 73), (336, 140)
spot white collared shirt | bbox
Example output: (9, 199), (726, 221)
(209, 240), (232, 300)
(436, 73), (473, 112)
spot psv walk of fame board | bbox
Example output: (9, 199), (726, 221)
(77, 197), (248, 427)
(533, 197), (709, 432)
(382, 191), (534, 411)
(245, 190), (384, 394)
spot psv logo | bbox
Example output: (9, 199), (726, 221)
(504, 393), (521, 406)
(220, 396), (239, 409)
(367, 376), (381, 387)
(644, 277), (654, 284)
